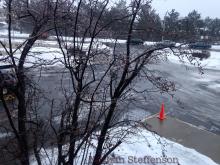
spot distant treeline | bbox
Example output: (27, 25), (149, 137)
(5, 0), (220, 42)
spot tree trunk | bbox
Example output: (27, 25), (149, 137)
(17, 69), (29, 165)
(92, 100), (117, 165)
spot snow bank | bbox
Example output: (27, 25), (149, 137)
(199, 51), (220, 70)
(208, 84), (220, 90)
(0, 42), (112, 68)
(0, 1), (4, 8)
(112, 128), (218, 165)
(0, 47), (64, 67)
(30, 127), (218, 165)
(0, 132), (12, 138)
(211, 45), (220, 50)
(167, 50), (220, 71)
(144, 41), (156, 46)
(0, 29), (30, 38)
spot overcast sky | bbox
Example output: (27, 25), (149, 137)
(152, 0), (220, 18)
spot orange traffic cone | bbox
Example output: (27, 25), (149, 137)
(158, 103), (166, 120)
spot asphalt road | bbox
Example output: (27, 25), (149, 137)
(134, 60), (220, 135)
(31, 49), (219, 135)
(114, 44), (220, 134)
(0, 44), (220, 135)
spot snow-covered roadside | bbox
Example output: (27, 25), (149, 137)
(198, 51), (220, 70)
(0, 132), (12, 138)
(30, 127), (218, 165)
(0, 47), (64, 67)
(211, 45), (220, 50)
(165, 49), (220, 93)
(144, 41), (157, 46)
(167, 49), (220, 71)
(113, 128), (218, 165)
(190, 72), (220, 92)
(0, 41), (112, 68)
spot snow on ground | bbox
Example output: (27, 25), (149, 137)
(190, 71), (220, 88)
(199, 51), (220, 70)
(30, 127), (218, 165)
(0, 47), (64, 67)
(0, 35), (126, 45)
(113, 128), (218, 165)
(0, 41), (112, 67)
(0, 29), (30, 38)
(0, 26), (125, 44)
(0, 1), (4, 8)
(144, 41), (157, 46)
(208, 84), (220, 90)
(0, 32), (30, 38)
(167, 49), (220, 71)
(211, 45), (220, 50)
(0, 132), (12, 138)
